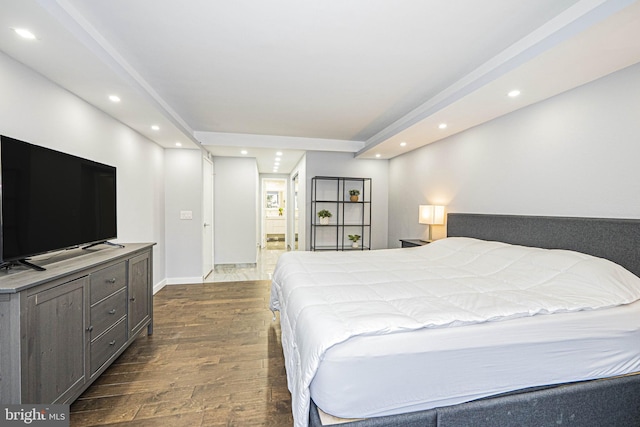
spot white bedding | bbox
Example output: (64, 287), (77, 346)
(269, 237), (640, 427)
(311, 299), (640, 420)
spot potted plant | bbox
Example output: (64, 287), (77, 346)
(348, 234), (361, 248)
(317, 209), (332, 225)
(349, 189), (360, 202)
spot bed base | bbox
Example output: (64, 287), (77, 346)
(310, 373), (640, 427)
(308, 213), (640, 427)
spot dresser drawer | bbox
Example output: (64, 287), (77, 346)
(90, 289), (127, 341)
(90, 262), (126, 304)
(90, 318), (127, 375)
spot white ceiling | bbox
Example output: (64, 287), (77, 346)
(1, 0), (639, 172)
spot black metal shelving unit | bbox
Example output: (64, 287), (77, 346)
(310, 176), (372, 251)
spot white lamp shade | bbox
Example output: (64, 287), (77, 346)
(419, 205), (445, 225)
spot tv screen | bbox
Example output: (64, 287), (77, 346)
(0, 135), (117, 267)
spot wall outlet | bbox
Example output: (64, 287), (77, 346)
(180, 210), (193, 220)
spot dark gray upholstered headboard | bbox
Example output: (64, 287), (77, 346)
(447, 213), (640, 278)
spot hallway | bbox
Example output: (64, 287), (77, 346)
(205, 242), (286, 283)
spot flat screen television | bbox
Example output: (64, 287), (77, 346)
(0, 135), (117, 271)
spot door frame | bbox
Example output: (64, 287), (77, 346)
(202, 156), (214, 280)
(261, 177), (288, 249)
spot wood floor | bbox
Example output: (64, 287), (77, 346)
(70, 281), (294, 426)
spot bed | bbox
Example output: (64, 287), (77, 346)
(270, 213), (640, 427)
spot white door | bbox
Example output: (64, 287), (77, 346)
(202, 157), (214, 280)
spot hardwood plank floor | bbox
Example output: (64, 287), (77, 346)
(70, 281), (294, 426)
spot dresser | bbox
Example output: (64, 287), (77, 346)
(0, 243), (154, 404)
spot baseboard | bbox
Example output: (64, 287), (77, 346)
(214, 263), (257, 269)
(164, 276), (204, 285)
(153, 278), (167, 295)
(153, 277), (205, 293)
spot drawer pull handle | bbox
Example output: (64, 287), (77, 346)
(108, 309), (117, 315)
(109, 340), (116, 346)
(130, 297), (136, 302)
(87, 325), (93, 332)
(106, 278), (117, 284)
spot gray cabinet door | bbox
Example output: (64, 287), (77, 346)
(24, 276), (89, 403)
(128, 252), (151, 337)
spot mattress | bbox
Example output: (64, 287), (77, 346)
(311, 298), (640, 420)
(270, 237), (640, 427)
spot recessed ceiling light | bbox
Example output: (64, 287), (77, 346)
(438, 123), (447, 129)
(108, 95), (121, 103)
(241, 150), (248, 155)
(275, 157), (281, 162)
(400, 142), (407, 147)
(275, 162), (280, 166)
(175, 142), (182, 147)
(276, 151), (283, 156)
(151, 125), (160, 131)
(375, 154), (381, 158)
(508, 90), (521, 98)
(11, 28), (36, 40)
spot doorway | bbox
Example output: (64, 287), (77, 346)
(262, 178), (287, 250)
(202, 157), (214, 280)
(291, 173), (300, 250)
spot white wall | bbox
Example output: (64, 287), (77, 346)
(164, 149), (203, 283)
(388, 62), (640, 247)
(305, 151), (390, 250)
(213, 156), (259, 264)
(0, 51), (166, 287)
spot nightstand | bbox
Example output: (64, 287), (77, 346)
(399, 239), (430, 248)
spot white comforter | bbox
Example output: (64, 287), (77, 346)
(269, 237), (640, 427)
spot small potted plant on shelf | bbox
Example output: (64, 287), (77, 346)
(348, 234), (361, 248)
(349, 189), (360, 202)
(317, 209), (332, 225)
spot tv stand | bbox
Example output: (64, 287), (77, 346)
(18, 259), (46, 272)
(0, 243), (154, 404)
(83, 240), (125, 250)
(0, 259), (47, 272)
